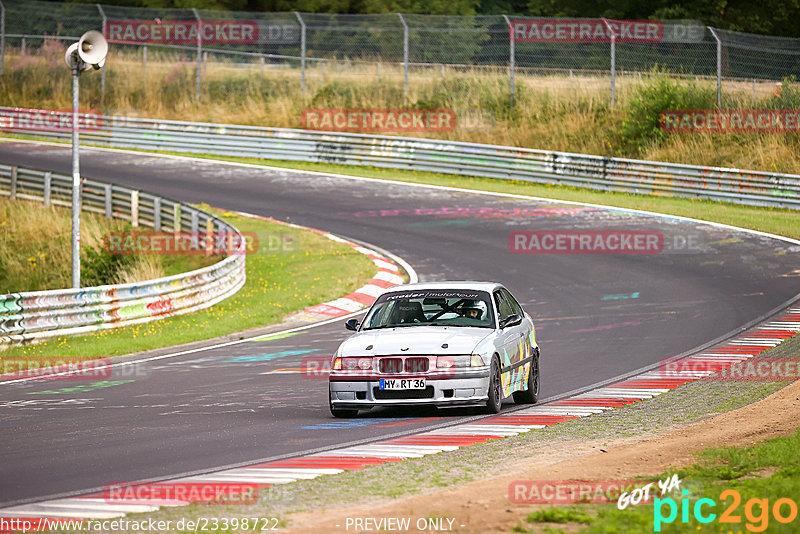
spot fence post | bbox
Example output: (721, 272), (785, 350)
(96, 4), (106, 103)
(0, 0), (5, 76)
(398, 13), (408, 97)
(602, 18), (616, 109)
(153, 196), (161, 231)
(43, 171), (51, 206)
(708, 27), (722, 107)
(294, 12), (306, 89)
(9, 165), (16, 201)
(502, 15), (515, 106)
(142, 45), (147, 71)
(192, 8), (202, 102)
(21, 35), (25, 55)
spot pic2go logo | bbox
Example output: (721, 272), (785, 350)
(654, 489), (798, 532)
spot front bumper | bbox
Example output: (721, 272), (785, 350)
(329, 368), (491, 409)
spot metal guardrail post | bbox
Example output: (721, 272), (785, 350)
(294, 12), (306, 89)
(104, 184), (112, 218)
(131, 190), (139, 227)
(43, 171), (51, 206)
(205, 218), (214, 255)
(0, 0), (5, 76)
(153, 196), (161, 231)
(398, 14), (409, 98)
(190, 210), (199, 249)
(192, 8), (202, 102)
(502, 15), (515, 106)
(708, 27), (722, 107)
(96, 4), (107, 103)
(9, 165), (16, 200)
(173, 203), (181, 232)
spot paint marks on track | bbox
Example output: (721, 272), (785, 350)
(3, 307), (798, 521)
(224, 349), (319, 363)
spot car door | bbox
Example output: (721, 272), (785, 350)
(493, 289), (522, 397)
(501, 288), (534, 348)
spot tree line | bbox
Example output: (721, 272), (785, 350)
(60, 0), (800, 38)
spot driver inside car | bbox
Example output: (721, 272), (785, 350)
(458, 300), (483, 320)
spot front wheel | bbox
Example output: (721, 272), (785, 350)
(485, 356), (503, 414)
(329, 389), (358, 418)
(512, 352), (540, 404)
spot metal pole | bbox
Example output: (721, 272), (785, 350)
(96, 4), (106, 102)
(708, 27), (722, 107)
(142, 45), (147, 70)
(398, 14), (408, 97)
(71, 67), (81, 288)
(192, 8), (202, 102)
(0, 0), (5, 76)
(502, 15), (515, 106)
(294, 12), (306, 89)
(602, 18), (616, 109)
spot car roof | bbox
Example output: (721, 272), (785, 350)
(382, 281), (504, 294)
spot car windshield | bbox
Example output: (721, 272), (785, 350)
(362, 290), (495, 330)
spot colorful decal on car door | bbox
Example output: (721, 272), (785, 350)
(500, 332), (537, 396)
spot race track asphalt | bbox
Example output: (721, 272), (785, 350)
(1, 142), (798, 506)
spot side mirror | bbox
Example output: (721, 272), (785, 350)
(500, 314), (522, 329)
(344, 318), (360, 331)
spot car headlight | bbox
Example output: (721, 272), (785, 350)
(437, 355), (482, 368)
(340, 357), (373, 370)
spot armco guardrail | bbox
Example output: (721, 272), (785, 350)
(0, 163), (246, 347)
(1, 108), (799, 209)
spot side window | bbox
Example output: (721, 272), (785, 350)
(494, 291), (514, 321)
(502, 289), (524, 317)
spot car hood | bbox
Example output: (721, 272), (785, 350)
(339, 326), (492, 356)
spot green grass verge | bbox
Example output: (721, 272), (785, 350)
(515, 428), (800, 533)
(1, 206), (377, 362)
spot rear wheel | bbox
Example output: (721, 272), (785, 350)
(485, 356), (503, 414)
(512, 351), (540, 404)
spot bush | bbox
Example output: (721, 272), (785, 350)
(81, 245), (134, 287)
(617, 74), (716, 153)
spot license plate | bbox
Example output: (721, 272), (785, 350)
(379, 378), (426, 390)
